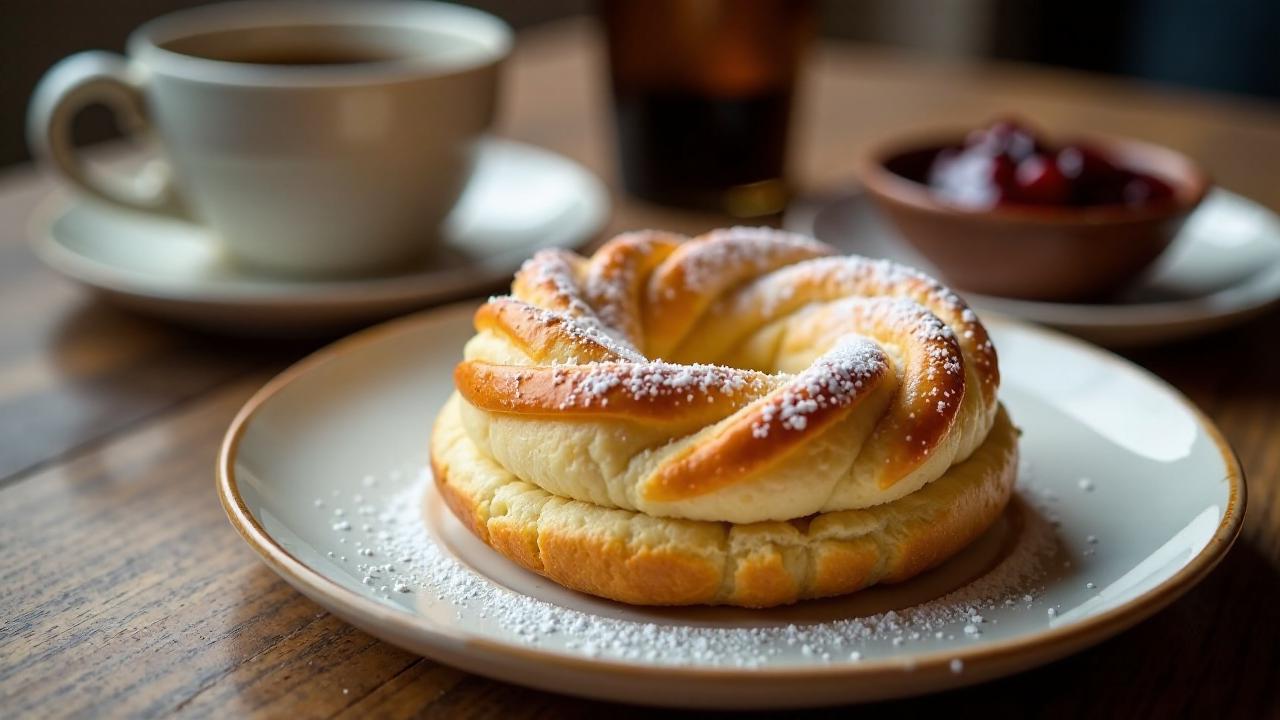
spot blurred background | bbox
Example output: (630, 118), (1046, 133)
(3, 0), (1278, 169)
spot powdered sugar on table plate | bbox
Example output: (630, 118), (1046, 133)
(221, 305), (1240, 704)
(316, 460), (1061, 669)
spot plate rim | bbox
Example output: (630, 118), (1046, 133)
(786, 186), (1280, 329)
(28, 138), (609, 309)
(216, 301), (1246, 684)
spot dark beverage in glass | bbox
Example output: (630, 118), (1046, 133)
(602, 0), (814, 216)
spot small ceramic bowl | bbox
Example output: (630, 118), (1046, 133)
(859, 134), (1210, 302)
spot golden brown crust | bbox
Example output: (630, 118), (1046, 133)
(511, 249), (591, 319)
(455, 360), (772, 424)
(473, 298), (628, 364)
(641, 228), (834, 358)
(454, 229), (1003, 522)
(771, 296), (970, 488)
(642, 341), (892, 502)
(676, 254), (999, 408)
(584, 230), (684, 349)
(430, 395), (1018, 608)
(538, 532), (725, 606)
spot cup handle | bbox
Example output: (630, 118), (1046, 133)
(27, 51), (187, 218)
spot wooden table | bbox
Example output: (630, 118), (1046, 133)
(3, 19), (1278, 718)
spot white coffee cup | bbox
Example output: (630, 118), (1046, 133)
(28, 0), (511, 277)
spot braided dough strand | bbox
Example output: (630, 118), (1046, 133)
(453, 228), (1003, 524)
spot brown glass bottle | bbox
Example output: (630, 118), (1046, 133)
(601, 0), (814, 216)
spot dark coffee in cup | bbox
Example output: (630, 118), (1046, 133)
(176, 48), (406, 66)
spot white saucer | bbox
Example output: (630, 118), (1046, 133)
(217, 302), (1243, 708)
(786, 188), (1280, 347)
(29, 139), (609, 335)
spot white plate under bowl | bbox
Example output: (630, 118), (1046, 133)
(785, 188), (1280, 347)
(218, 303), (1244, 708)
(29, 138), (608, 335)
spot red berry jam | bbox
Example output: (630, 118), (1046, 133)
(909, 119), (1175, 209)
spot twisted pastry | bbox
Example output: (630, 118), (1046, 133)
(432, 227), (1017, 606)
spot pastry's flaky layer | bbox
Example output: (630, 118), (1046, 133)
(431, 395), (1019, 608)
(453, 228), (1004, 524)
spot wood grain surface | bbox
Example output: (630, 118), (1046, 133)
(2, 18), (1278, 718)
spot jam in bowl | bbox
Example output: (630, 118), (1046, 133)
(860, 120), (1210, 302)
(925, 119), (1175, 209)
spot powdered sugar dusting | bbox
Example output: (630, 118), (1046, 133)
(517, 252), (640, 354)
(752, 337), (887, 437)
(503, 299), (646, 363)
(518, 251), (593, 318)
(320, 469), (1058, 669)
(556, 361), (771, 409)
(583, 231), (679, 344)
(745, 255), (993, 374)
(671, 227), (830, 294)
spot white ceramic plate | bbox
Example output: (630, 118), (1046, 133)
(785, 188), (1280, 347)
(218, 303), (1244, 709)
(29, 139), (608, 335)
